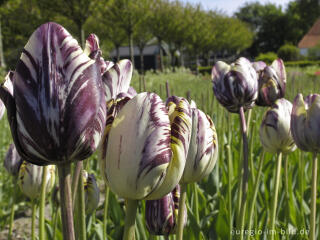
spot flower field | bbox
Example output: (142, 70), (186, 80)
(0, 64), (319, 240)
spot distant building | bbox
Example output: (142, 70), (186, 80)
(109, 43), (169, 71)
(298, 18), (320, 56)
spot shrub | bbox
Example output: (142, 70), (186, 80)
(255, 52), (278, 64)
(277, 44), (300, 61)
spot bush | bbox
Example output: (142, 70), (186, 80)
(285, 60), (320, 67)
(255, 52), (278, 64)
(277, 44), (300, 61)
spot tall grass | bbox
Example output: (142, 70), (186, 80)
(0, 66), (319, 239)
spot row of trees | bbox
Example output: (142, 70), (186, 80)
(0, 0), (252, 71)
(1, 0), (319, 71)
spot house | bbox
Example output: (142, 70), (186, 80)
(298, 18), (320, 56)
(109, 43), (169, 71)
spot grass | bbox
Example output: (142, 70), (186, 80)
(0, 65), (319, 239)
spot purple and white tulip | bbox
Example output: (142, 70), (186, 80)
(211, 57), (258, 113)
(167, 97), (218, 183)
(0, 22), (106, 165)
(260, 98), (296, 154)
(18, 161), (55, 200)
(0, 71), (14, 120)
(101, 92), (192, 200)
(4, 143), (23, 176)
(254, 59), (286, 106)
(291, 94), (320, 152)
(146, 185), (186, 236)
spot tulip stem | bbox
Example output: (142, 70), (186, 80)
(284, 155), (290, 234)
(310, 152), (317, 240)
(72, 161), (82, 207)
(123, 199), (138, 240)
(75, 162), (86, 240)
(247, 150), (265, 240)
(176, 183), (187, 240)
(8, 183), (16, 240)
(103, 185), (110, 240)
(31, 200), (36, 240)
(39, 166), (48, 240)
(58, 163), (75, 240)
(239, 106), (249, 240)
(270, 152), (282, 240)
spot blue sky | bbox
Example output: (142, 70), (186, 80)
(180, 0), (292, 15)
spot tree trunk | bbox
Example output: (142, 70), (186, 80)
(0, 19), (6, 68)
(158, 38), (163, 72)
(180, 49), (184, 68)
(139, 46), (144, 75)
(195, 53), (200, 75)
(77, 22), (85, 49)
(129, 32), (134, 67)
(170, 49), (175, 72)
(116, 46), (120, 62)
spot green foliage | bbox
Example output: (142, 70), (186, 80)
(277, 44), (300, 61)
(255, 52), (278, 64)
(285, 60), (320, 67)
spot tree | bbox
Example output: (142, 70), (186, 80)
(0, 0), (9, 68)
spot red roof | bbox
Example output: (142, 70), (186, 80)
(298, 18), (320, 48)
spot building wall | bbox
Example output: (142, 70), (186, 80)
(299, 48), (308, 56)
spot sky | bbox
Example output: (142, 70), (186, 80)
(180, 0), (292, 16)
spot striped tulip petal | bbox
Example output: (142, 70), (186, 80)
(102, 59), (133, 101)
(0, 22), (106, 165)
(256, 59), (286, 106)
(260, 98), (296, 154)
(181, 106), (218, 183)
(0, 71), (14, 120)
(104, 92), (172, 199)
(291, 94), (320, 152)
(4, 143), (23, 176)
(212, 57), (258, 113)
(18, 161), (55, 200)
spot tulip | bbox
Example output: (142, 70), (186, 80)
(212, 57), (258, 239)
(82, 171), (100, 215)
(0, 22), (106, 240)
(260, 98), (296, 154)
(254, 59), (286, 106)
(18, 161), (55, 240)
(291, 93), (320, 240)
(166, 97), (218, 239)
(100, 92), (192, 240)
(259, 98), (296, 239)
(4, 143), (23, 176)
(211, 57), (258, 113)
(0, 71), (14, 120)
(146, 185), (186, 236)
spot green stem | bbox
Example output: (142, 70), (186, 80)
(31, 200), (37, 240)
(247, 151), (265, 240)
(176, 183), (187, 240)
(8, 183), (16, 240)
(239, 107), (249, 240)
(193, 183), (199, 223)
(52, 207), (59, 240)
(284, 155), (290, 239)
(75, 162), (86, 240)
(270, 152), (282, 240)
(58, 163), (75, 240)
(72, 161), (82, 208)
(310, 152), (317, 240)
(123, 199), (138, 240)
(227, 144), (233, 240)
(39, 166), (48, 240)
(103, 185), (110, 240)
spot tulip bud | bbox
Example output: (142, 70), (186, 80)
(145, 185), (186, 236)
(82, 170), (100, 215)
(255, 59), (286, 106)
(211, 57), (258, 113)
(291, 94), (320, 152)
(4, 143), (23, 176)
(101, 92), (192, 200)
(182, 104), (218, 183)
(18, 161), (55, 200)
(0, 22), (106, 165)
(260, 98), (296, 154)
